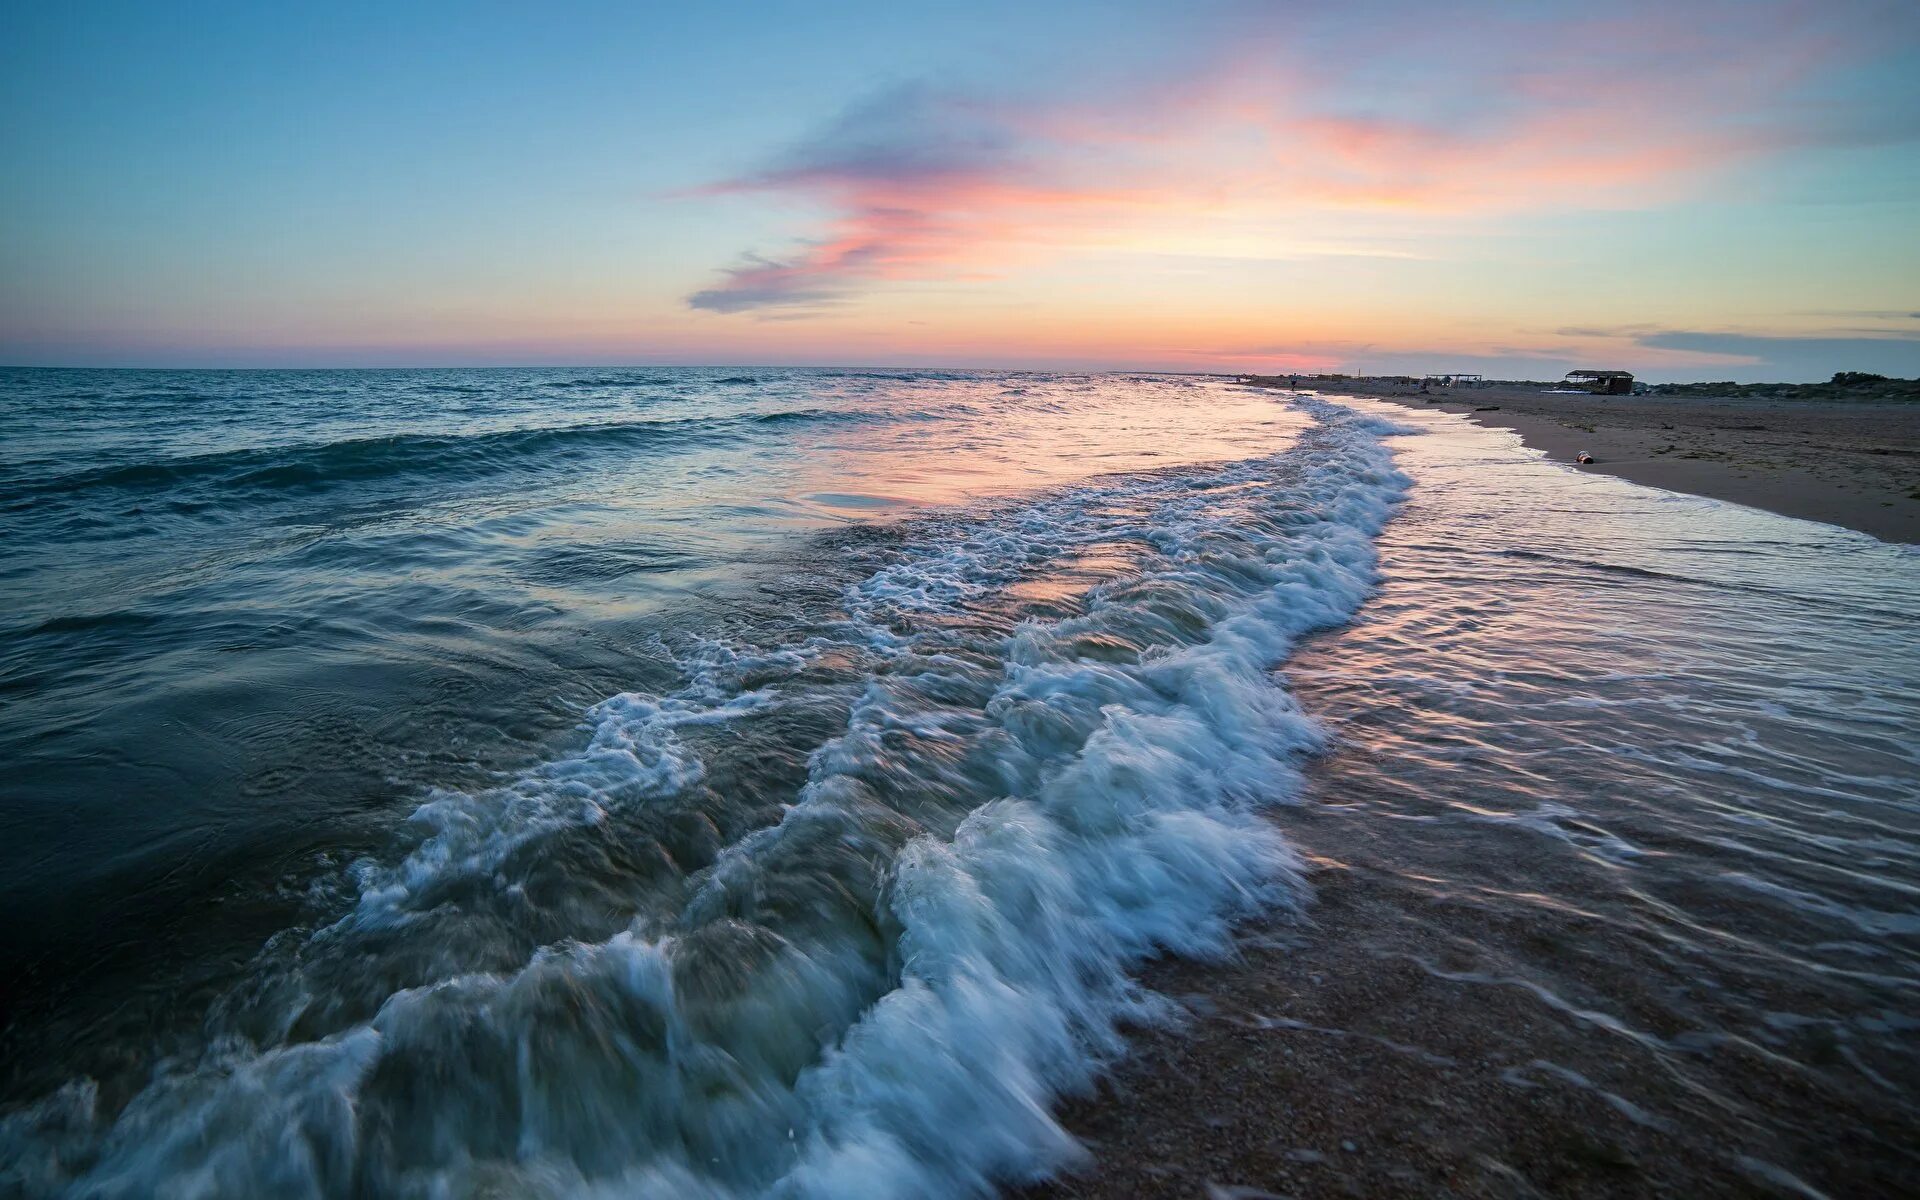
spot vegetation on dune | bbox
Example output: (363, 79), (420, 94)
(1646, 373), (1920, 401)
(1237, 372), (1920, 401)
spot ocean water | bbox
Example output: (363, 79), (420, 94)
(0, 368), (1914, 1196)
(1220, 408), (1920, 1192)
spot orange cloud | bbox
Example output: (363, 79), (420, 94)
(687, 1), (1907, 314)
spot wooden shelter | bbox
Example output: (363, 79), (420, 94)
(1566, 369), (1634, 395)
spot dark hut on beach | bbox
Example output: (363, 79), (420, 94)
(1566, 369), (1634, 395)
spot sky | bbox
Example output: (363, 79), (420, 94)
(2, 0), (1918, 380)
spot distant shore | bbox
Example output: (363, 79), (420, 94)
(1244, 377), (1920, 543)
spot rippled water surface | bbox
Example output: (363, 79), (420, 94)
(0, 368), (1914, 1197)
(1235, 409), (1920, 1194)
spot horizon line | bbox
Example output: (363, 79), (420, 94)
(3, 362), (1887, 386)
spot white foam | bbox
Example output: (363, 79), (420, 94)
(340, 676), (778, 935)
(5, 399), (1411, 1198)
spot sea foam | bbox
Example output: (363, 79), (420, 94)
(2, 399), (1410, 1199)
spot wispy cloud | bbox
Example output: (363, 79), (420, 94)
(685, 83), (1126, 313)
(1635, 330), (1920, 377)
(1555, 325), (1669, 339)
(1789, 309), (1920, 320)
(685, 2), (1912, 314)
(687, 253), (852, 315)
(1544, 318), (1920, 377)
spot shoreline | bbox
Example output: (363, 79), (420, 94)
(1014, 406), (1920, 1199)
(1248, 378), (1920, 544)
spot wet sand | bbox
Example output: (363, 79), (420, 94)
(1250, 380), (1920, 544)
(1022, 801), (1915, 1199)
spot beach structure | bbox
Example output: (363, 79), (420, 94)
(1566, 369), (1634, 395)
(1423, 373), (1484, 388)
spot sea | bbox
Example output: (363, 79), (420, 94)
(0, 367), (1914, 1197)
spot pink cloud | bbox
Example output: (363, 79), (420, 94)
(687, 2), (1909, 313)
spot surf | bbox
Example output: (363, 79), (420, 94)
(0, 398), (1410, 1199)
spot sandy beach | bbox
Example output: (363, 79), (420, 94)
(1245, 379), (1920, 544)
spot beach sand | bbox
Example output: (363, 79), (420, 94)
(1022, 851), (1915, 1199)
(1248, 380), (1920, 544)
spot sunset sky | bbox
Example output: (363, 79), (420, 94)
(3, 0), (1918, 379)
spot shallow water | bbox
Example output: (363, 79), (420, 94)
(1178, 406), (1920, 1194)
(0, 370), (1914, 1197)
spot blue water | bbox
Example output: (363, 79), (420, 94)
(0, 368), (1285, 979)
(1, 368), (1915, 1197)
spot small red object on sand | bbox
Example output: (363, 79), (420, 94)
(1576, 451), (1595, 464)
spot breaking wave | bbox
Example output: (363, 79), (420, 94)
(0, 400), (1409, 1199)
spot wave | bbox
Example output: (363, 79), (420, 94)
(0, 400), (1411, 1198)
(541, 375), (683, 390)
(1495, 547), (1915, 622)
(814, 370), (987, 384)
(3, 421), (731, 501)
(750, 406), (910, 427)
(2, 409), (885, 504)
